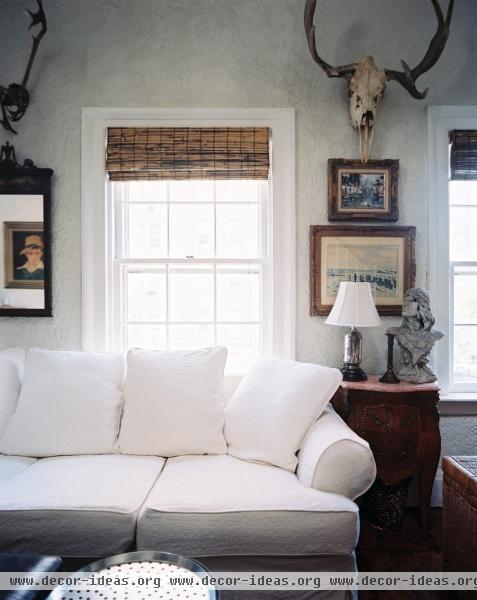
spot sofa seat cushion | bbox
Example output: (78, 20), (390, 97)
(0, 455), (164, 557)
(137, 455), (358, 557)
(0, 455), (36, 483)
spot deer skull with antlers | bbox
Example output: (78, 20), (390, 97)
(304, 0), (454, 162)
(0, 0), (47, 134)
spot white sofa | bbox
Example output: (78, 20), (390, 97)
(0, 348), (376, 599)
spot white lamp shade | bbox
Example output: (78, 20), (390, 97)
(325, 282), (381, 328)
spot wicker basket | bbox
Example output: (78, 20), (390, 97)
(443, 456), (477, 600)
(363, 478), (411, 530)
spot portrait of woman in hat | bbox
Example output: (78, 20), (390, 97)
(4, 223), (45, 289)
(15, 234), (44, 281)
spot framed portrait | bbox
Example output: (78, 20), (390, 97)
(4, 222), (45, 290)
(328, 159), (399, 221)
(310, 225), (416, 316)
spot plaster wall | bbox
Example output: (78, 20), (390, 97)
(0, 0), (477, 493)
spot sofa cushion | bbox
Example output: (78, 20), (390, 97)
(0, 455), (164, 556)
(225, 357), (343, 471)
(0, 348), (25, 438)
(118, 347), (228, 456)
(136, 455), (358, 557)
(0, 348), (125, 457)
(0, 455), (35, 484)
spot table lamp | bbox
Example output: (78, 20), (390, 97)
(326, 281), (381, 382)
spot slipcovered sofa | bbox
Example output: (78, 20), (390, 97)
(0, 347), (376, 599)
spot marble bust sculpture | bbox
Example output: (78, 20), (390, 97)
(387, 288), (445, 384)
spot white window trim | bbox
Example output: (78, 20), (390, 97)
(81, 107), (296, 362)
(428, 105), (477, 397)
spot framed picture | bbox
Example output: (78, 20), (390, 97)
(4, 222), (45, 290)
(328, 159), (399, 221)
(310, 225), (416, 316)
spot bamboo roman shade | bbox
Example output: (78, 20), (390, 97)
(450, 130), (477, 180)
(106, 127), (270, 181)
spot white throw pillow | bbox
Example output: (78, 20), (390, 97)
(118, 347), (227, 456)
(0, 348), (25, 438)
(224, 357), (343, 471)
(0, 348), (124, 457)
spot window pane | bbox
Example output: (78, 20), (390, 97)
(169, 204), (214, 258)
(127, 204), (168, 258)
(123, 324), (167, 352)
(127, 181), (168, 202)
(217, 265), (260, 322)
(169, 181), (214, 202)
(216, 204), (260, 258)
(169, 264), (214, 322)
(169, 324), (214, 350)
(450, 180), (477, 206)
(450, 206), (477, 261)
(216, 180), (260, 203)
(217, 324), (260, 373)
(123, 266), (166, 322)
(454, 267), (477, 324)
(454, 326), (477, 383)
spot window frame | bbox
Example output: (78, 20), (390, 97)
(81, 108), (296, 365)
(428, 106), (477, 394)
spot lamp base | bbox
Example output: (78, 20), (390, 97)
(341, 364), (368, 382)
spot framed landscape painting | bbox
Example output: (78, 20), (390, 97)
(328, 159), (399, 221)
(310, 225), (416, 316)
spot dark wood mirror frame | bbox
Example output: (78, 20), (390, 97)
(0, 154), (53, 317)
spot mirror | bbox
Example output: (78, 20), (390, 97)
(0, 144), (52, 317)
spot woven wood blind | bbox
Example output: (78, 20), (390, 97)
(450, 130), (477, 180)
(106, 127), (270, 181)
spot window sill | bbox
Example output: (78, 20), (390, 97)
(439, 394), (477, 415)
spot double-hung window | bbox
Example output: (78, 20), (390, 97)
(428, 110), (477, 394)
(449, 130), (477, 390)
(112, 178), (268, 373)
(82, 110), (295, 373)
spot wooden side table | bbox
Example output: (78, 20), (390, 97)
(331, 375), (440, 531)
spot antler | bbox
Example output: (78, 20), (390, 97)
(22, 0), (47, 88)
(304, 0), (356, 79)
(0, 0), (47, 133)
(385, 0), (454, 99)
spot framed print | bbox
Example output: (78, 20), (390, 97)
(328, 159), (399, 221)
(310, 225), (416, 316)
(4, 222), (44, 290)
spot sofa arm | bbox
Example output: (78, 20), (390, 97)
(297, 405), (376, 500)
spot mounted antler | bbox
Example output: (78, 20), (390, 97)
(385, 0), (454, 99)
(304, 0), (454, 162)
(304, 0), (356, 80)
(0, 0), (47, 134)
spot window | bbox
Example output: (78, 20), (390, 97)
(81, 109), (295, 372)
(428, 109), (477, 394)
(449, 160), (477, 388)
(112, 179), (268, 373)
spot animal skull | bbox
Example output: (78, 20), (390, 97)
(348, 57), (386, 163)
(304, 0), (454, 163)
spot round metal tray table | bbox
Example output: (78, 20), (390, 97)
(47, 551), (218, 600)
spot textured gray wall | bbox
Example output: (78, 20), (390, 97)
(1, 0), (477, 472)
